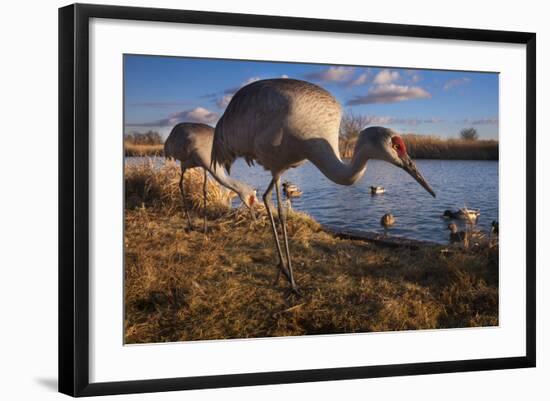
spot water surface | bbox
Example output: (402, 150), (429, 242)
(127, 157), (499, 244)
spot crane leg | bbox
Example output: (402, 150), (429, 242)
(203, 169), (208, 234)
(179, 167), (193, 230)
(275, 178), (299, 294)
(262, 178), (292, 285)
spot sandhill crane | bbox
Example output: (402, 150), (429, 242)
(164, 122), (257, 233)
(212, 79), (435, 293)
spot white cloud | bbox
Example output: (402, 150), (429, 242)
(216, 94), (233, 109)
(459, 117), (498, 125)
(305, 66), (355, 82)
(402, 70), (422, 84)
(217, 76), (262, 108)
(127, 106), (219, 127)
(346, 84), (431, 105)
(363, 115), (442, 126)
(443, 77), (471, 91)
(177, 107), (219, 124)
(373, 69), (400, 85)
(347, 72), (369, 86)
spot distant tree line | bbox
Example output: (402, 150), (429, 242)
(124, 131), (164, 145)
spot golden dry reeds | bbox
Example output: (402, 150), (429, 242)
(339, 135), (498, 160)
(124, 158), (235, 215)
(402, 134), (499, 160)
(124, 142), (164, 157)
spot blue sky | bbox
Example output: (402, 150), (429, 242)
(124, 54), (499, 139)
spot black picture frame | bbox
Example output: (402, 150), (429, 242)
(59, 3), (536, 397)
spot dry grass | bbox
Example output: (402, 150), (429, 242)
(340, 135), (498, 160)
(125, 158), (234, 214)
(124, 161), (499, 344)
(402, 135), (499, 160)
(125, 142), (164, 157)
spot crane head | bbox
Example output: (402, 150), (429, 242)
(242, 189), (258, 210)
(360, 127), (436, 198)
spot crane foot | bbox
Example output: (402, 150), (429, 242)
(290, 285), (302, 298)
(274, 262), (293, 286)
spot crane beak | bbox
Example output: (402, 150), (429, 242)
(401, 155), (436, 198)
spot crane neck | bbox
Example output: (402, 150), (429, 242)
(204, 162), (251, 201)
(305, 138), (370, 186)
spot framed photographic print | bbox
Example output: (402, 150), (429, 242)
(58, 3), (536, 397)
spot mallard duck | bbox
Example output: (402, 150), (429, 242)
(443, 208), (480, 221)
(282, 181), (303, 198)
(370, 186), (385, 194)
(380, 213), (395, 228)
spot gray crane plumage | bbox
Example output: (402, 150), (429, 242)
(212, 79), (435, 293)
(165, 122), (257, 233)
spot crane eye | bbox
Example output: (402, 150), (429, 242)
(393, 144), (400, 150)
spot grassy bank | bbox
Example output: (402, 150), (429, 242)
(124, 160), (498, 343)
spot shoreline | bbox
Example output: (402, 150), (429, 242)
(322, 224), (440, 248)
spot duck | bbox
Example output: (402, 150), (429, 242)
(448, 223), (466, 243)
(370, 186), (385, 194)
(282, 181), (303, 198)
(442, 208), (480, 221)
(380, 213), (396, 228)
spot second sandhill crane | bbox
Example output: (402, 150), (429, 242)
(164, 122), (257, 233)
(212, 78), (435, 293)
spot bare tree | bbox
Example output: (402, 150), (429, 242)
(460, 127), (479, 141)
(339, 111), (370, 156)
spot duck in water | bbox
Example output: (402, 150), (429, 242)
(370, 186), (385, 194)
(282, 181), (303, 198)
(443, 208), (480, 222)
(381, 213), (395, 228)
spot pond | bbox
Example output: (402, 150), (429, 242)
(127, 157), (499, 244)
